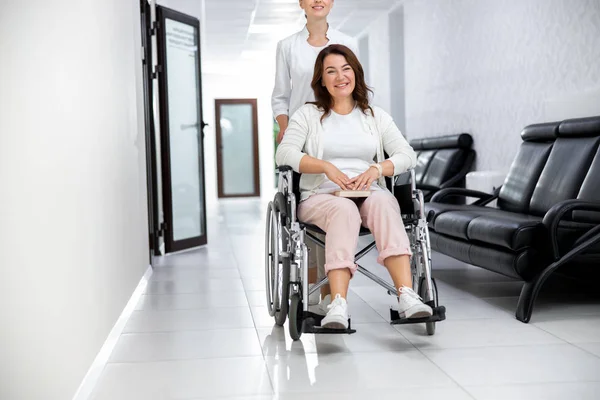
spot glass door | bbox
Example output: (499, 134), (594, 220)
(156, 6), (207, 252)
(215, 99), (261, 198)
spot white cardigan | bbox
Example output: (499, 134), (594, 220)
(276, 104), (417, 201)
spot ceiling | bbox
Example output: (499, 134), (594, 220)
(197, 0), (403, 74)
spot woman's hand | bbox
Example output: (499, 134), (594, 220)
(348, 166), (379, 191)
(324, 163), (351, 190)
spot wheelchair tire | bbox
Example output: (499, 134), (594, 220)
(265, 202), (278, 317)
(418, 277), (438, 336)
(288, 293), (303, 341)
(274, 193), (290, 326)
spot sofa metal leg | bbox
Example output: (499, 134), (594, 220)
(517, 230), (600, 323)
(517, 260), (567, 323)
(516, 264), (562, 323)
(516, 280), (537, 323)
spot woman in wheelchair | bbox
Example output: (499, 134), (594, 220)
(275, 44), (433, 329)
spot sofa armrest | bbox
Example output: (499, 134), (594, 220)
(439, 149), (476, 189)
(542, 199), (600, 260)
(430, 187), (497, 204)
(416, 183), (440, 192)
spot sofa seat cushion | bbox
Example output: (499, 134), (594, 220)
(430, 232), (548, 280)
(425, 203), (499, 225)
(432, 208), (547, 251)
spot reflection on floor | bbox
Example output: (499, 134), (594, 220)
(91, 198), (600, 400)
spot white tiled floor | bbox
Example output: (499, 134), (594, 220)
(90, 198), (600, 400)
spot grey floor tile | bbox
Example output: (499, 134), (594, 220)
(466, 382), (600, 400)
(242, 277), (268, 291)
(395, 318), (564, 349)
(246, 290), (268, 307)
(534, 316), (600, 343)
(109, 328), (262, 362)
(136, 292), (249, 310)
(123, 307), (254, 333)
(257, 322), (414, 356)
(422, 344), (600, 386)
(483, 295), (600, 322)
(91, 357), (273, 400)
(219, 387), (472, 400)
(251, 305), (281, 328)
(150, 266), (240, 281)
(576, 342), (600, 357)
(436, 297), (514, 320)
(145, 277), (245, 294)
(265, 351), (455, 393)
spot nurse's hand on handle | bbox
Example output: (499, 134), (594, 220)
(276, 115), (289, 144)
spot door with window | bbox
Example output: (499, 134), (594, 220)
(215, 99), (261, 198)
(155, 6), (208, 251)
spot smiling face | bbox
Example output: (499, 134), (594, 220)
(299, 0), (334, 20)
(321, 53), (355, 101)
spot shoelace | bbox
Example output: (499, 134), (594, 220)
(399, 286), (423, 302)
(327, 294), (344, 310)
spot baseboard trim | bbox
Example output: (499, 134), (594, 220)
(72, 265), (153, 400)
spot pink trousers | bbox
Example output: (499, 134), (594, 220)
(297, 191), (412, 275)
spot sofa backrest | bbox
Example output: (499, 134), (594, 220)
(498, 116), (600, 217)
(497, 122), (558, 213)
(410, 133), (474, 188)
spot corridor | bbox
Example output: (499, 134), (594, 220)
(90, 199), (600, 399)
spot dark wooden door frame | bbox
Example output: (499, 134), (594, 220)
(139, 0), (160, 259)
(215, 98), (261, 198)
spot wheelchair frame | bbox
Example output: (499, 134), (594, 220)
(265, 166), (446, 340)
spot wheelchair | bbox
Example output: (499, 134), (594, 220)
(265, 166), (446, 340)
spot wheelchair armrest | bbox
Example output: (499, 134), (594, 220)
(542, 199), (600, 260)
(277, 165), (293, 172)
(430, 187), (496, 203)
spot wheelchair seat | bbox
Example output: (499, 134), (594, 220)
(301, 223), (372, 237)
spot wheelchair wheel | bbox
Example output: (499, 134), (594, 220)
(265, 196), (290, 325)
(265, 201), (278, 317)
(273, 193), (290, 326)
(288, 293), (303, 340)
(418, 277), (438, 336)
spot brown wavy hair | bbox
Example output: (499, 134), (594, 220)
(309, 44), (373, 122)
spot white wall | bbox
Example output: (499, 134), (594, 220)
(364, 12), (392, 112)
(403, 0), (600, 173)
(388, 6), (406, 133)
(0, 0), (150, 398)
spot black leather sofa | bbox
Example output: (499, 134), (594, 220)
(425, 116), (600, 323)
(409, 133), (476, 202)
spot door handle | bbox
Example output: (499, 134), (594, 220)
(180, 122), (200, 130)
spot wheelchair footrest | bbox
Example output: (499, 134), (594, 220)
(301, 311), (357, 335)
(389, 306), (446, 325)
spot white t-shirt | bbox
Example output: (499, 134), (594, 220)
(316, 107), (383, 194)
(271, 26), (359, 119)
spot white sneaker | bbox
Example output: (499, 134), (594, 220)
(318, 294), (332, 315)
(321, 294), (348, 329)
(396, 286), (433, 319)
(308, 284), (320, 306)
